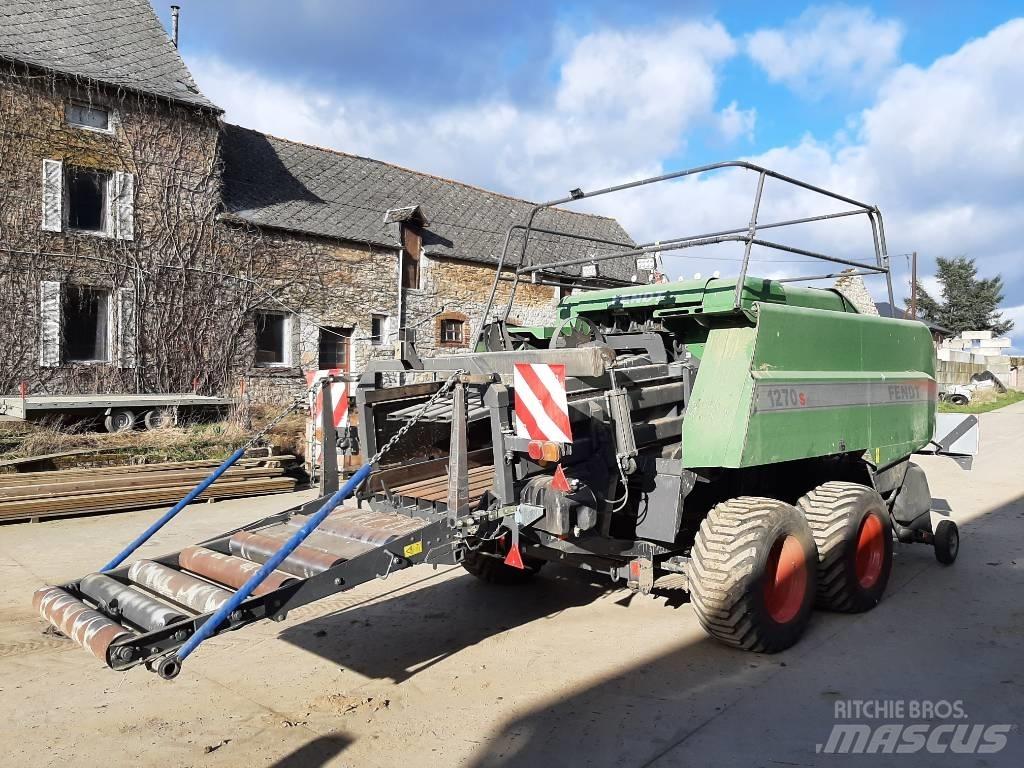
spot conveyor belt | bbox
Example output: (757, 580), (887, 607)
(33, 500), (453, 673)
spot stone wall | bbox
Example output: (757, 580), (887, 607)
(833, 270), (879, 316)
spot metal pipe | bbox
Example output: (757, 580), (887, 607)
(170, 5), (180, 48)
(178, 546), (296, 596)
(127, 560), (232, 614)
(228, 530), (346, 578)
(33, 586), (134, 664)
(79, 573), (187, 631)
(100, 447), (247, 572)
(176, 463), (374, 663)
(734, 171), (767, 308)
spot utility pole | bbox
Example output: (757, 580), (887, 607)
(909, 251), (917, 319)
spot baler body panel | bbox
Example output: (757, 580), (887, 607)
(683, 302), (936, 469)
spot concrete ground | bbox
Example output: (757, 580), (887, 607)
(1, 404), (1022, 768)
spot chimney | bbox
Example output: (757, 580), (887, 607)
(170, 5), (180, 48)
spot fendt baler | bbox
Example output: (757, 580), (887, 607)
(33, 162), (962, 678)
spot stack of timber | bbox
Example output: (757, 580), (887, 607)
(0, 454), (298, 523)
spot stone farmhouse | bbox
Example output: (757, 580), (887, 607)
(0, 0), (638, 406)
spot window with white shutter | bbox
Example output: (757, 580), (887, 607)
(41, 160), (63, 232)
(116, 288), (137, 368)
(39, 281), (62, 367)
(112, 171), (134, 240)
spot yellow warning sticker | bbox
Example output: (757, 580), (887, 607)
(875, 447), (881, 464)
(403, 541), (424, 558)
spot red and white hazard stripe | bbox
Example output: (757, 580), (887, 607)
(513, 362), (573, 444)
(306, 368), (348, 429)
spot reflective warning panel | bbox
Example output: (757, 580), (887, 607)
(513, 363), (573, 444)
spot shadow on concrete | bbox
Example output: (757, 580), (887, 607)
(279, 564), (618, 683)
(459, 493), (1024, 767)
(269, 733), (350, 768)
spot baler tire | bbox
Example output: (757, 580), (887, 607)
(689, 497), (817, 653)
(797, 482), (892, 613)
(461, 544), (544, 586)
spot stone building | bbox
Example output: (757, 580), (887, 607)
(0, 0), (638, 406)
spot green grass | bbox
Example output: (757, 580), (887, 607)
(939, 389), (1024, 414)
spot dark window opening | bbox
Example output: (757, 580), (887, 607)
(318, 326), (352, 370)
(441, 318), (465, 344)
(401, 224), (422, 289)
(65, 101), (110, 131)
(67, 167), (108, 231)
(62, 285), (109, 362)
(370, 315), (386, 346)
(254, 312), (288, 365)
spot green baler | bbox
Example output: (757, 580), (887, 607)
(34, 164), (965, 677)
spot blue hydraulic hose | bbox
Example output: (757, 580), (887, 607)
(100, 447), (248, 572)
(176, 462), (373, 662)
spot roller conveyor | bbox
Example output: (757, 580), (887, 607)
(32, 492), (464, 675)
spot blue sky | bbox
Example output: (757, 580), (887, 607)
(155, 1), (1024, 345)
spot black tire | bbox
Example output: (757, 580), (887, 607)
(797, 481), (892, 612)
(948, 394), (969, 406)
(143, 408), (176, 430)
(690, 497), (817, 653)
(461, 538), (544, 585)
(104, 408), (136, 433)
(934, 520), (959, 565)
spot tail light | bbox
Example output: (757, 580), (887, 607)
(526, 440), (562, 462)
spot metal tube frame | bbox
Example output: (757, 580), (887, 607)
(476, 160), (893, 342)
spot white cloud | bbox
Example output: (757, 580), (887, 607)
(190, 16), (1024, 314)
(747, 6), (904, 96)
(717, 101), (757, 142)
(190, 21), (737, 197)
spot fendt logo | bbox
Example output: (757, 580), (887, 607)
(887, 383), (922, 402)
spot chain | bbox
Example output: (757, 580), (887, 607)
(367, 370), (465, 466)
(242, 393), (307, 450)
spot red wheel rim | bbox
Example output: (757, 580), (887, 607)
(855, 513), (885, 589)
(763, 534), (807, 624)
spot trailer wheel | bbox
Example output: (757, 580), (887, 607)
(461, 537), (544, 585)
(933, 519), (959, 565)
(797, 482), (892, 612)
(690, 497), (817, 653)
(104, 408), (136, 433)
(143, 408), (177, 430)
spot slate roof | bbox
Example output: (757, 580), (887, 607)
(0, 0), (217, 109)
(220, 124), (638, 282)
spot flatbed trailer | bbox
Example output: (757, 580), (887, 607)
(0, 393), (234, 431)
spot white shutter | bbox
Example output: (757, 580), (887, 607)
(116, 288), (137, 368)
(41, 160), (63, 232)
(113, 171), (134, 240)
(39, 281), (61, 367)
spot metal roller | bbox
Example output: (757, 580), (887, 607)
(242, 526), (373, 561)
(287, 509), (424, 546)
(178, 546), (296, 596)
(229, 531), (344, 578)
(79, 573), (188, 631)
(32, 586), (133, 663)
(127, 560), (232, 614)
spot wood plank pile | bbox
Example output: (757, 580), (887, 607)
(0, 454), (298, 523)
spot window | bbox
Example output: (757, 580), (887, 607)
(401, 223), (422, 290)
(62, 285), (110, 362)
(370, 314), (387, 346)
(438, 313), (468, 347)
(67, 167), (109, 232)
(65, 100), (111, 132)
(558, 284), (573, 303)
(318, 326), (352, 370)
(254, 311), (289, 366)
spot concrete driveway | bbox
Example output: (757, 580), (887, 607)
(1, 403), (1021, 767)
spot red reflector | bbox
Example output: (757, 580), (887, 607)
(527, 440), (543, 460)
(504, 545), (525, 570)
(551, 464), (571, 493)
